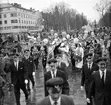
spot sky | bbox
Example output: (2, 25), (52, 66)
(0, 0), (101, 22)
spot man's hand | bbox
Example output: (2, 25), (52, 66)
(25, 80), (28, 84)
(86, 98), (90, 103)
(33, 72), (35, 76)
(80, 86), (84, 91)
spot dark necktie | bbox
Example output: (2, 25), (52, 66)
(54, 101), (58, 105)
(102, 71), (104, 85)
(88, 64), (91, 69)
(15, 62), (17, 70)
(52, 71), (56, 78)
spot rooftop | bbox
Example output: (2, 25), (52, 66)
(0, 3), (39, 13)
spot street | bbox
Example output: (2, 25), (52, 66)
(3, 58), (111, 105)
(3, 61), (87, 105)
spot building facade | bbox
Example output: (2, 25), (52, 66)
(0, 3), (42, 34)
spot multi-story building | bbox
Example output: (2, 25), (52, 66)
(0, 3), (42, 34)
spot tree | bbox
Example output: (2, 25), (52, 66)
(98, 5), (111, 27)
(42, 2), (88, 31)
(95, 0), (111, 17)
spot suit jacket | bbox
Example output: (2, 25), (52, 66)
(88, 70), (111, 105)
(37, 95), (75, 105)
(22, 56), (35, 75)
(4, 60), (28, 85)
(53, 43), (62, 58)
(44, 70), (69, 96)
(81, 62), (99, 96)
(57, 62), (67, 73)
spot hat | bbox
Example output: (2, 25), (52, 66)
(46, 77), (64, 87)
(48, 58), (57, 64)
(96, 57), (107, 63)
(85, 53), (93, 58)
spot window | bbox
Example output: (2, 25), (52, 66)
(0, 27), (3, 30)
(6, 26), (11, 29)
(4, 27), (7, 30)
(0, 14), (2, 18)
(19, 19), (21, 23)
(18, 13), (20, 16)
(22, 26), (24, 28)
(4, 20), (7, 24)
(0, 21), (2, 25)
(10, 13), (17, 17)
(24, 20), (26, 24)
(11, 19), (18, 23)
(4, 14), (7, 18)
(0, 9), (3, 12)
(12, 26), (18, 29)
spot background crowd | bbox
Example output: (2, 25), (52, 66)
(0, 26), (111, 105)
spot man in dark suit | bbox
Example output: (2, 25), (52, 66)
(37, 77), (75, 105)
(81, 53), (99, 105)
(22, 49), (35, 94)
(4, 53), (28, 105)
(87, 57), (111, 105)
(41, 44), (48, 71)
(44, 58), (69, 96)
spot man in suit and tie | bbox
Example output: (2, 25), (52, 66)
(4, 53), (29, 105)
(81, 53), (99, 105)
(87, 57), (111, 105)
(22, 49), (35, 94)
(37, 77), (75, 105)
(44, 58), (69, 96)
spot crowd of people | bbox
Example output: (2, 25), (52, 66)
(0, 26), (111, 105)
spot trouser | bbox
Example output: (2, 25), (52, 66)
(42, 59), (47, 69)
(14, 80), (28, 105)
(27, 74), (35, 91)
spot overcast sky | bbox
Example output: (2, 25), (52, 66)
(1, 0), (101, 22)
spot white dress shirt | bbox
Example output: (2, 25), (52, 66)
(87, 62), (93, 69)
(49, 95), (61, 105)
(99, 69), (107, 82)
(14, 60), (19, 70)
(51, 69), (57, 78)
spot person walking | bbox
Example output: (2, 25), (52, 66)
(4, 53), (29, 105)
(87, 57), (111, 105)
(81, 53), (99, 105)
(44, 58), (69, 96)
(37, 77), (75, 105)
(22, 49), (35, 94)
